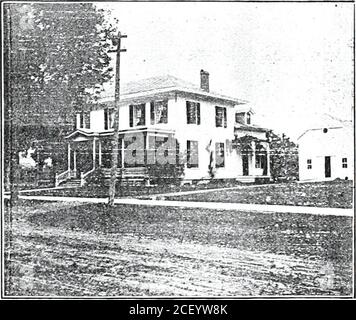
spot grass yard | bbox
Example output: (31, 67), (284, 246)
(19, 179), (248, 198)
(166, 180), (354, 209)
(4, 199), (353, 297)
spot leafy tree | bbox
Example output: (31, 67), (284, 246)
(3, 3), (117, 194)
(268, 131), (299, 182)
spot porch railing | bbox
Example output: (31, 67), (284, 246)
(80, 167), (96, 187)
(55, 169), (76, 187)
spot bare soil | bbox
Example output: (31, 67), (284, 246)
(4, 200), (352, 297)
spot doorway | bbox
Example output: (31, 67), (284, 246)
(325, 156), (331, 178)
(242, 154), (249, 176)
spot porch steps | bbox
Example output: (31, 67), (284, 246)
(59, 178), (81, 188)
(236, 176), (255, 183)
(101, 167), (148, 185)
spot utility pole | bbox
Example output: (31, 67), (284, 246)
(108, 31), (127, 206)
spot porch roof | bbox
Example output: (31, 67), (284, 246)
(65, 127), (176, 140)
(234, 123), (270, 133)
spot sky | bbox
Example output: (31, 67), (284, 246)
(97, 2), (354, 141)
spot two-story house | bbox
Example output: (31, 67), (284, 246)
(55, 70), (272, 186)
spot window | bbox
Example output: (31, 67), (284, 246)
(255, 145), (266, 169)
(129, 104), (145, 127)
(256, 155), (262, 168)
(307, 159), (312, 169)
(104, 108), (115, 130)
(187, 140), (199, 168)
(235, 112), (245, 124)
(77, 112), (85, 129)
(151, 100), (168, 124)
(215, 142), (225, 168)
(186, 101), (200, 125)
(246, 113), (251, 125)
(342, 158), (348, 168)
(215, 106), (227, 128)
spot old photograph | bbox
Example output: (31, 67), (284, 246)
(1, 1), (354, 298)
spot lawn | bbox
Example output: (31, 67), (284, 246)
(19, 179), (247, 198)
(4, 199), (353, 296)
(166, 180), (354, 209)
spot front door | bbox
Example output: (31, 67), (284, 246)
(262, 154), (268, 176)
(242, 155), (249, 176)
(325, 156), (331, 178)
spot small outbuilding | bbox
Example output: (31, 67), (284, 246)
(298, 116), (353, 182)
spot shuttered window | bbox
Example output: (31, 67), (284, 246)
(187, 140), (199, 168)
(104, 108), (115, 130)
(186, 101), (200, 125)
(215, 142), (225, 168)
(215, 106), (227, 128)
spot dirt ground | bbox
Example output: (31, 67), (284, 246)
(4, 201), (353, 297)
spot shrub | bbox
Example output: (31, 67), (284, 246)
(147, 163), (185, 185)
(85, 169), (106, 186)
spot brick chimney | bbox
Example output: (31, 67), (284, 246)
(200, 69), (209, 92)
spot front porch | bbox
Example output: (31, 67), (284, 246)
(233, 134), (271, 182)
(55, 127), (176, 187)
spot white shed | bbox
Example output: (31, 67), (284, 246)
(298, 118), (353, 182)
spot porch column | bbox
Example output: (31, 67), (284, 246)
(98, 139), (102, 167)
(144, 132), (148, 165)
(121, 138), (125, 168)
(92, 138), (96, 169)
(251, 140), (256, 176)
(266, 143), (270, 176)
(67, 143), (71, 171)
(73, 148), (77, 173)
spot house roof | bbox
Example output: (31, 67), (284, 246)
(98, 74), (246, 106)
(121, 75), (200, 96)
(297, 114), (353, 140)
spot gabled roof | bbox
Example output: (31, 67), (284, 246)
(297, 114), (353, 140)
(99, 74), (246, 106)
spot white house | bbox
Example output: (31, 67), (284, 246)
(298, 117), (353, 182)
(55, 70), (272, 186)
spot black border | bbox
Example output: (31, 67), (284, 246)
(0, 0), (355, 304)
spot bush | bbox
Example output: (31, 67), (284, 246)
(147, 163), (185, 185)
(85, 169), (106, 186)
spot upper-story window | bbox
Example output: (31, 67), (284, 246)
(130, 103), (146, 127)
(215, 106), (227, 128)
(246, 113), (251, 124)
(186, 101), (200, 125)
(235, 112), (244, 124)
(77, 112), (85, 129)
(104, 107), (115, 130)
(235, 112), (251, 125)
(151, 100), (168, 124)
